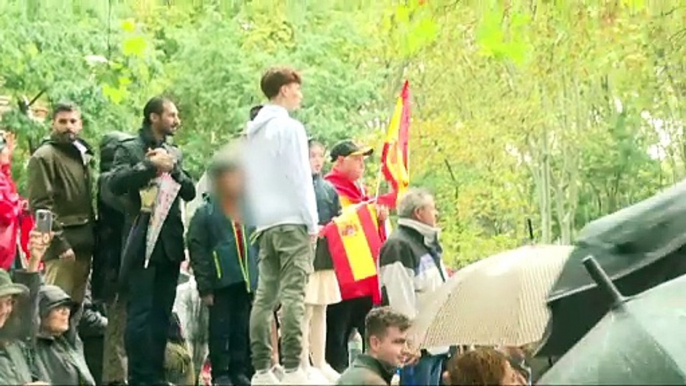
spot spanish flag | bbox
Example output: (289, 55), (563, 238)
(322, 202), (383, 304)
(380, 80), (411, 207)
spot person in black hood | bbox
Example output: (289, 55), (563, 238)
(109, 96), (196, 385)
(34, 284), (96, 385)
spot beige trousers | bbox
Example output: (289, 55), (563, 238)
(301, 304), (328, 368)
(44, 257), (91, 304)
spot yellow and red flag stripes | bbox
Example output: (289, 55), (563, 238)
(381, 80), (411, 208)
(322, 202), (383, 304)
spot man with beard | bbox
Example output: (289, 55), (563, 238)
(27, 102), (95, 306)
(109, 96), (196, 385)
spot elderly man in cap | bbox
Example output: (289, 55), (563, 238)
(378, 187), (449, 386)
(323, 139), (389, 373)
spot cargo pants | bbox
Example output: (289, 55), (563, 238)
(249, 224), (313, 371)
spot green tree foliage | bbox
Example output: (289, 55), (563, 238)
(1, 0), (684, 267)
(0, 1), (390, 178)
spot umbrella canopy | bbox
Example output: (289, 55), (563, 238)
(540, 257), (686, 385)
(409, 245), (573, 348)
(539, 179), (686, 356)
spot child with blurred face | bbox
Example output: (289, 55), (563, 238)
(309, 141), (325, 176)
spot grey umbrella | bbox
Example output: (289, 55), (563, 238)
(540, 179), (686, 356)
(539, 257), (686, 385)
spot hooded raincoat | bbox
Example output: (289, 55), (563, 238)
(33, 285), (96, 386)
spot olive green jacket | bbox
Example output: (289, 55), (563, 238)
(337, 354), (396, 386)
(27, 135), (96, 260)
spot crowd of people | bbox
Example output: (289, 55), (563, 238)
(0, 66), (533, 386)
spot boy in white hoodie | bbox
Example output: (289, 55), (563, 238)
(243, 67), (319, 385)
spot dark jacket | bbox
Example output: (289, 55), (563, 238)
(187, 197), (258, 296)
(27, 135), (96, 260)
(78, 284), (108, 338)
(34, 285), (95, 386)
(337, 354), (395, 385)
(0, 270), (41, 385)
(313, 174), (341, 271)
(108, 127), (196, 264)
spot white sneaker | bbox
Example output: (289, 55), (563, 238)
(251, 369), (281, 385)
(319, 364), (341, 383)
(281, 367), (312, 385)
(271, 364), (285, 381)
(306, 367), (332, 385)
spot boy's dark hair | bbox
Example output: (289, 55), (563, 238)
(364, 307), (411, 346)
(51, 102), (80, 120)
(142, 96), (172, 126)
(448, 348), (509, 386)
(260, 67), (301, 100)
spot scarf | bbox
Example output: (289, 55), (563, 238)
(397, 218), (440, 248)
(324, 169), (369, 204)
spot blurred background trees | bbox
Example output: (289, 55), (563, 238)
(1, 0), (683, 266)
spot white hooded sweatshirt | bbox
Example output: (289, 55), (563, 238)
(243, 104), (318, 234)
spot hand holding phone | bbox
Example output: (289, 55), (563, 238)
(35, 210), (53, 234)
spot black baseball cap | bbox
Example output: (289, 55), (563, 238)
(329, 140), (373, 162)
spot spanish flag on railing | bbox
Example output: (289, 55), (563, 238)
(380, 80), (411, 207)
(321, 202), (383, 304)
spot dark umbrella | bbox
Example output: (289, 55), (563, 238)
(539, 256), (686, 385)
(538, 180), (686, 356)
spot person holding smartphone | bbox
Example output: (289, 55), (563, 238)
(0, 229), (46, 385)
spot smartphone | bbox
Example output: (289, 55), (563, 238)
(35, 210), (53, 234)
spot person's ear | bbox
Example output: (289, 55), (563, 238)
(278, 84), (288, 98)
(369, 335), (379, 351)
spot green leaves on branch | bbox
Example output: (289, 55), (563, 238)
(381, 1), (438, 58)
(476, 7), (531, 66)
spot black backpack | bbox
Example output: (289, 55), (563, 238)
(92, 131), (135, 302)
(99, 131), (135, 173)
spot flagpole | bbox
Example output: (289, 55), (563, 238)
(374, 163), (384, 199)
